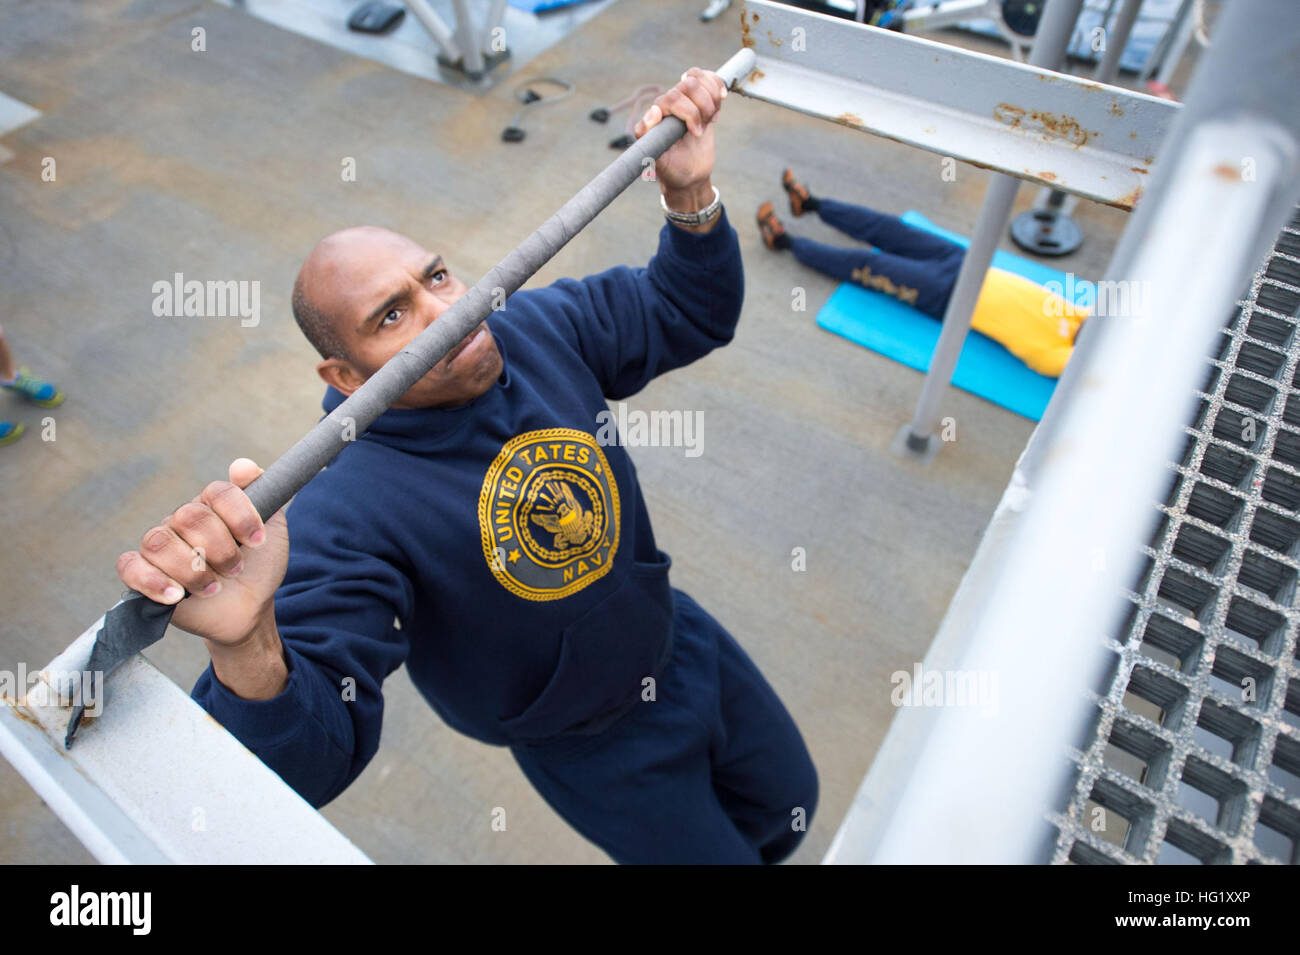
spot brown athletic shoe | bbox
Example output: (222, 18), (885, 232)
(782, 167), (811, 217)
(757, 201), (787, 251)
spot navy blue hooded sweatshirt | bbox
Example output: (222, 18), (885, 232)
(192, 206), (744, 808)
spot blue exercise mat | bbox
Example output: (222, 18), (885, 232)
(814, 211), (1092, 422)
(508, 0), (593, 11)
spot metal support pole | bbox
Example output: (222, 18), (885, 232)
(1093, 0), (1142, 82)
(404, 0), (462, 63)
(1138, 0), (1193, 88)
(1010, 184), (1081, 252)
(1153, 0), (1199, 88)
(405, 0), (510, 80)
(483, 0), (510, 56)
(450, 0), (485, 78)
(894, 0), (1086, 460)
(1011, 0), (1143, 256)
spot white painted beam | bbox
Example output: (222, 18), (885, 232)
(736, 0), (1180, 209)
(1, 647), (372, 865)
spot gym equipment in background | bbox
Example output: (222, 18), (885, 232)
(500, 76), (573, 142)
(347, 1), (406, 34)
(880, 0), (1044, 59)
(589, 84), (663, 150)
(405, 0), (512, 80)
(509, 0), (596, 11)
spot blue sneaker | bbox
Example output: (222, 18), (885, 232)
(0, 421), (25, 445)
(1, 366), (64, 407)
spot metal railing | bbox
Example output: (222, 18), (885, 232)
(823, 0), (1300, 863)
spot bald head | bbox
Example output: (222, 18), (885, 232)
(290, 225), (502, 409)
(292, 226), (415, 362)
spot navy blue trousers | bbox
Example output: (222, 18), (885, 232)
(788, 197), (965, 320)
(510, 589), (818, 864)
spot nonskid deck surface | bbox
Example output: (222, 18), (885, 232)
(0, 0), (1141, 863)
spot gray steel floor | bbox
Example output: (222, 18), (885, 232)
(0, 0), (1140, 863)
(1055, 209), (1300, 865)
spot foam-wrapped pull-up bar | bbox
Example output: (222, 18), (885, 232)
(60, 48), (756, 747)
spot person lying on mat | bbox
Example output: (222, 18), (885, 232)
(114, 68), (818, 865)
(757, 169), (1091, 378)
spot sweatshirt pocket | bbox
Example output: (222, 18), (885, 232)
(499, 550), (674, 742)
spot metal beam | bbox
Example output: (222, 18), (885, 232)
(404, 0), (462, 63)
(1, 626), (372, 864)
(736, 0), (1180, 209)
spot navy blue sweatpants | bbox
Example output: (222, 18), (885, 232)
(510, 589), (818, 864)
(788, 197), (965, 320)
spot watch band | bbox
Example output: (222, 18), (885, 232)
(660, 185), (721, 226)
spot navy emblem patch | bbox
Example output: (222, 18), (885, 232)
(478, 428), (621, 601)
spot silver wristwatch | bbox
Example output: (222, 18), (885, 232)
(660, 185), (722, 226)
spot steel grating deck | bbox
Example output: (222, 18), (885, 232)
(1052, 207), (1300, 865)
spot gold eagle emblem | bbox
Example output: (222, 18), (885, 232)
(530, 480), (596, 550)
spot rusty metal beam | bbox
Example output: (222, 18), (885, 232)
(736, 0), (1180, 209)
